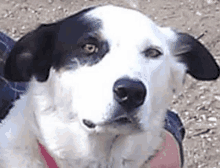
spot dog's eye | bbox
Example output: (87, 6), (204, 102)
(144, 48), (162, 58)
(83, 44), (98, 55)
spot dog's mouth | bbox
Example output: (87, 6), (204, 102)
(83, 116), (133, 129)
(112, 116), (133, 124)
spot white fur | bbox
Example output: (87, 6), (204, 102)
(0, 5), (187, 168)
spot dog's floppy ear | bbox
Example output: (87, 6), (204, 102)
(174, 33), (220, 80)
(4, 23), (56, 82)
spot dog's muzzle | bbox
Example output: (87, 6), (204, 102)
(83, 77), (147, 129)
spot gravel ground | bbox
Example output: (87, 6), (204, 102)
(1, 0), (220, 167)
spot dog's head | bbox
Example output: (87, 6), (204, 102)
(4, 5), (219, 135)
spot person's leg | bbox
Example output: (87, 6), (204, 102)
(0, 31), (14, 63)
(164, 110), (185, 167)
(0, 32), (27, 122)
(148, 110), (185, 168)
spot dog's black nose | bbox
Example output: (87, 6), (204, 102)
(113, 78), (146, 109)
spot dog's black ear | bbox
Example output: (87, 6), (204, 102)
(4, 23), (56, 82)
(174, 33), (220, 80)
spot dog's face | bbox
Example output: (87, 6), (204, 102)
(4, 5), (220, 133)
(3, 5), (220, 166)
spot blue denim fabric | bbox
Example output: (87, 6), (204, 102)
(0, 32), (27, 120)
(164, 110), (185, 167)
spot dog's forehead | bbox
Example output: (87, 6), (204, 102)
(86, 5), (153, 27)
(85, 5), (164, 46)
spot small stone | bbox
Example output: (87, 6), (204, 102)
(207, 137), (212, 141)
(214, 101), (220, 109)
(48, 0), (54, 4)
(12, 28), (16, 34)
(201, 114), (206, 120)
(3, 13), (8, 18)
(196, 11), (202, 16)
(208, 117), (217, 122)
(214, 95), (220, 101)
(206, 0), (214, 4)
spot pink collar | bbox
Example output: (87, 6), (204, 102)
(38, 143), (59, 168)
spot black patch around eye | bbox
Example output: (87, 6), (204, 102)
(59, 38), (109, 69)
(78, 40), (109, 66)
(82, 43), (98, 55)
(78, 36), (100, 54)
(49, 12), (110, 71)
(144, 48), (162, 58)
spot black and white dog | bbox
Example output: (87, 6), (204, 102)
(0, 5), (219, 168)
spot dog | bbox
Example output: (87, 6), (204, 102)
(0, 5), (219, 168)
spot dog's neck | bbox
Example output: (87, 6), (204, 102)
(38, 134), (119, 167)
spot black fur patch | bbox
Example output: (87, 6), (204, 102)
(4, 6), (109, 82)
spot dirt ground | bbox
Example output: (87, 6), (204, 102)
(1, 0), (220, 167)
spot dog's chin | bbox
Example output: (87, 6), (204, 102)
(80, 107), (142, 136)
(81, 119), (142, 137)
